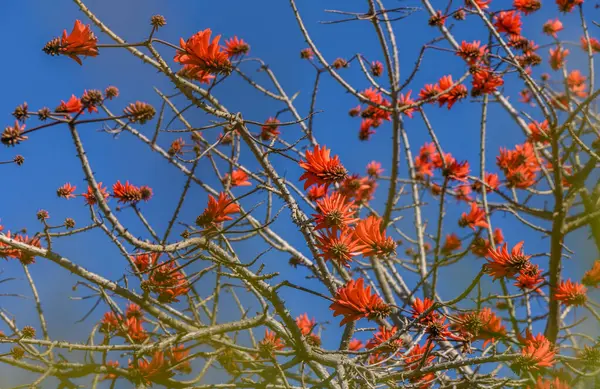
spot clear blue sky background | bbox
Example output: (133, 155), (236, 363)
(0, 0), (597, 387)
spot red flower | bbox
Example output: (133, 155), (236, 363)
(130, 252), (159, 273)
(497, 142), (540, 189)
(443, 156), (470, 181)
(168, 138), (185, 156)
(411, 297), (439, 324)
(314, 193), (357, 231)
(258, 329), (285, 357)
(56, 95), (83, 114)
(177, 65), (215, 84)
(112, 181), (146, 204)
(459, 203), (489, 230)
(529, 377), (570, 389)
(472, 172), (500, 193)
(549, 47), (569, 71)
(354, 216), (396, 257)
(329, 278), (391, 326)
(452, 307), (506, 346)
(225, 170), (251, 187)
(494, 11), (522, 36)
(556, 0), (583, 13)
(58, 20), (98, 65)
(348, 339), (364, 351)
(102, 360), (119, 381)
(581, 36), (600, 53)
(0, 232), (42, 265)
(169, 345), (191, 373)
(582, 260), (600, 287)
(83, 182), (109, 206)
(403, 343), (436, 387)
(307, 185), (327, 201)
(371, 61), (384, 77)
(366, 161), (384, 178)
(366, 326), (403, 358)
(514, 0), (541, 14)
(457, 41), (487, 64)
(514, 332), (555, 372)
(442, 233), (462, 254)
(419, 83), (441, 101)
(515, 264), (544, 291)
(454, 184), (471, 202)
(398, 91), (416, 118)
(528, 120), (550, 144)
(148, 261), (190, 303)
(196, 192), (241, 228)
(543, 19), (564, 38)
(554, 279), (587, 306)
(465, 0), (491, 9)
(260, 117), (281, 141)
(485, 241), (531, 280)
(224, 36), (250, 58)
(129, 351), (172, 385)
(174, 29), (231, 78)
(316, 228), (364, 268)
(426, 316), (463, 342)
(567, 70), (587, 97)
(471, 68), (504, 96)
(57, 183), (77, 199)
(296, 313), (316, 336)
(360, 87), (391, 123)
(437, 75), (467, 109)
(299, 145), (347, 190)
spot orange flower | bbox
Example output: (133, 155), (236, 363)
(371, 61), (384, 77)
(455, 183), (473, 201)
(472, 172), (500, 193)
(258, 329), (285, 357)
(366, 161), (384, 178)
(528, 120), (550, 144)
(494, 11), (522, 36)
(513, 332), (555, 373)
(497, 142), (540, 189)
(316, 228), (364, 268)
(452, 307), (506, 346)
(485, 241), (531, 280)
(0, 232), (41, 265)
(112, 181), (144, 204)
(442, 156), (470, 181)
(129, 351), (172, 385)
(514, 0), (541, 14)
(360, 87), (391, 123)
(225, 170), (251, 187)
(398, 91), (416, 118)
(314, 193), (357, 231)
(459, 202), (489, 230)
(54, 20), (98, 65)
(102, 360), (119, 381)
(83, 182), (109, 206)
(169, 345), (191, 373)
(130, 252), (160, 273)
(554, 279), (587, 306)
(457, 41), (487, 64)
(582, 260), (600, 287)
(543, 19), (564, 38)
(529, 377), (570, 389)
(549, 47), (569, 71)
(403, 343), (436, 387)
(177, 64), (215, 84)
(168, 138), (185, 156)
(307, 185), (327, 201)
(442, 233), (462, 254)
(465, 0), (491, 9)
(567, 70), (587, 97)
(556, 0), (583, 13)
(514, 264), (544, 291)
(419, 83), (441, 101)
(260, 117), (281, 141)
(148, 261), (190, 303)
(56, 95), (83, 114)
(437, 75), (467, 109)
(354, 216), (396, 257)
(366, 326), (403, 358)
(300, 48), (314, 60)
(196, 192), (241, 228)
(295, 313), (316, 336)
(224, 36), (250, 58)
(299, 145), (347, 190)
(348, 339), (364, 351)
(329, 278), (391, 326)
(471, 67), (504, 96)
(411, 297), (439, 324)
(57, 183), (77, 199)
(174, 29), (231, 78)
(581, 36), (600, 53)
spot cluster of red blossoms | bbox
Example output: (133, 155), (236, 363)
(512, 331), (556, 375)
(485, 241), (545, 291)
(127, 346), (191, 386)
(100, 303), (149, 343)
(195, 192), (241, 232)
(57, 180), (152, 205)
(0, 226), (41, 265)
(132, 253), (190, 303)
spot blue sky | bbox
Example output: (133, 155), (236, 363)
(0, 0), (598, 387)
